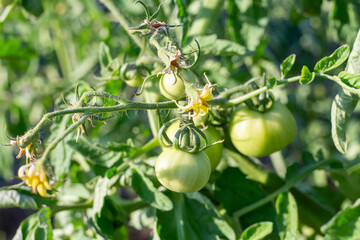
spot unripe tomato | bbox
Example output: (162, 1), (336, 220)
(124, 69), (144, 87)
(166, 121), (223, 171)
(202, 127), (223, 171)
(159, 72), (186, 100)
(155, 148), (211, 193)
(229, 102), (296, 157)
(193, 114), (209, 127)
(0, 0), (13, 7)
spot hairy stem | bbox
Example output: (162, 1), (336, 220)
(36, 113), (90, 167)
(20, 75), (301, 148)
(51, 200), (93, 215)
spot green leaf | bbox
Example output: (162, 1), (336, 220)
(175, 0), (189, 42)
(0, 116), (13, 179)
(314, 45), (350, 73)
(299, 66), (315, 85)
(131, 167), (173, 211)
(67, 139), (123, 167)
(285, 152), (319, 181)
(321, 199), (360, 240)
(276, 192), (298, 239)
(241, 221), (273, 240)
(155, 192), (236, 240)
(94, 197), (126, 237)
(13, 207), (53, 240)
(214, 168), (277, 229)
(331, 88), (359, 154)
(330, 30), (360, 154)
(280, 54), (296, 79)
(129, 207), (155, 230)
(0, 190), (38, 210)
(338, 71), (360, 89)
(92, 177), (109, 217)
(49, 116), (74, 178)
(194, 35), (251, 56)
(284, 232), (297, 240)
(235, 0), (268, 50)
(99, 42), (112, 71)
(331, 0), (349, 25)
(22, 0), (44, 17)
(266, 77), (277, 89)
(345, 30), (360, 74)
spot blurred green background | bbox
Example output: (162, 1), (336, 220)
(1, 0), (360, 239)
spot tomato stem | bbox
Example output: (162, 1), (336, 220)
(232, 158), (335, 219)
(17, 75), (304, 162)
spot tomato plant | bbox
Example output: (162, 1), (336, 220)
(2, 0), (360, 239)
(155, 148), (211, 192)
(229, 102), (297, 157)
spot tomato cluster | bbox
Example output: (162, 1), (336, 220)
(155, 76), (297, 193)
(154, 119), (224, 192)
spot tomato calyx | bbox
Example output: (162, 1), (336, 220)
(129, 1), (181, 37)
(245, 91), (275, 113)
(158, 118), (223, 153)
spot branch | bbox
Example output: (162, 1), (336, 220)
(232, 159), (335, 220)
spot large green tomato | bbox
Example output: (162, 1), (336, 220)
(155, 148), (211, 193)
(229, 102), (297, 157)
(166, 121), (223, 171)
(159, 72), (186, 100)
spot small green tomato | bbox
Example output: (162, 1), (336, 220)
(159, 72), (186, 100)
(124, 69), (144, 87)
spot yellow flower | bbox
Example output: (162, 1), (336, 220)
(17, 163), (56, 197)
(175, 73), (214, 117)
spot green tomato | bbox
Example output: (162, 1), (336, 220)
(229, 102), (297, 157)
(159, 72), (186, 100)
(0, 0), (13, 7)
(166, 121), (223, 171)
(124, 69), (144, 87)
(202, 127), (223, 171)
(155, 148), (211, 193)
(193, 114), (209, 127)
